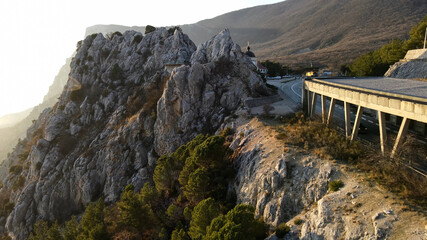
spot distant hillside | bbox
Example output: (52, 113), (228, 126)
(85, 24), (146, 36)
(0, 108), (32, 129)
(181, 0), (427, 69)
(86, 0), (426, 70)
(0, 58), (70, 162)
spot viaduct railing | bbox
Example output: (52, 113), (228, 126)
(302, 77), (427, 157)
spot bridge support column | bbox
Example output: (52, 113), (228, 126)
(302, 80), (310, 116)
(391, 117), (410, 158)
(310, 92), (318, 117)
(321, 95), (327, 123)
(378, 111), (387, 155)
(327, 98), (336, 126)
(344, 102), (351, 138)
(351, 106), (364, 141)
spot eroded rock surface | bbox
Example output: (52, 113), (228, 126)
(385, 60), (427, 79)
(228, 118), (427, 240)
(0, 28), (269, 239)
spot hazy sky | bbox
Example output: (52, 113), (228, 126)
(0, 0), (283, 118)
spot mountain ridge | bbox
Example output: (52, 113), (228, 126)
(86, 0), (427, 69)
(182, 0), (427, 68)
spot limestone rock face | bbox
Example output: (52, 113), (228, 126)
(0, 28), (270, 239)
(154, 29), (269, 154)
(227, 119), (427, 240)
(191, 29), (244, 65)
(230, 120), (332, 226)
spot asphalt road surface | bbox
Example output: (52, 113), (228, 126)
(268, 78), (381, 139)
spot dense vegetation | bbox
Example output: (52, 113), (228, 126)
(259, 61), (291, 77)
(27, 133), (269, 240)
(348, 14), (427, 76)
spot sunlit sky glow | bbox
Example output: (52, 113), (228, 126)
(0, 0), (282, 118)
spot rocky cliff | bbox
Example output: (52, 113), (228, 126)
(228, 118), (427, 240)
(0, 28), (270, 239)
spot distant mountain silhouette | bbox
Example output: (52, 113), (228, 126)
(0, 58), (70, 162)
(0, 108), (32, 129)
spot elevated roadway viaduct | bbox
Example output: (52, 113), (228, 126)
(302, 77), (427, 158)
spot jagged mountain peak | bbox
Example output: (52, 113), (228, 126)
(0, 28), (269, 239)
(191, 28), (243, 64)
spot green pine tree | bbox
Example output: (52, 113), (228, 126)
(188, 198), (220, 239)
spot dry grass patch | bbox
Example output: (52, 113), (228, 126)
(276, 113), (427, 206)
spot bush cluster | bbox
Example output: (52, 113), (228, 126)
(359, 137), (427, 204)
(260, 60), (291, 77)
(18, 151), (29, 162)
(294, 218), (303, 225)
(109, 63), (123, 81)
(145, 25), (156, 34)
(329, 180), (344, 192)
(29, 200), (108, 240)
(9, 165), (23, 175)
(57, 133), (77, 155)
(0, 188), (14, 218)
(133, 34), (143, 44)
(277, 114), (363, 162)
(12, 175), (25, 191)
(69, 89), (85, 103)
(275, 223), (290, 238)
(106, 31), (122, 40)
(153, 134), (233, 204)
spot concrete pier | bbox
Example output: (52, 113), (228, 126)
(303, 77), (427, 157)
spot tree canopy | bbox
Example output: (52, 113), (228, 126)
(26, 132), (264, 240)
(204, 205), (268, 240)
(349, 14), (427, 76)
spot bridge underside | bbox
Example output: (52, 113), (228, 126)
(303, 78), (427, 158)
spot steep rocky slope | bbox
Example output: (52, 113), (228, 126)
(228, 118), (427, 239)
(0, 28), (270, 239)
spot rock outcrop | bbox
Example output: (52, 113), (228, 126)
(385, 49), (427, 79)
(228, 118), (427, 240)
(154, 29), (268, 154)
(0, 28), (270, 239)
(229, 119), (332, 226)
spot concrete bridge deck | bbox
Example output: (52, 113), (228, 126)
(320, 77), (427, 99)
(303, 77), (427, 157)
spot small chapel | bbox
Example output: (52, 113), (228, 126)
(244, 43), (268, 74)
